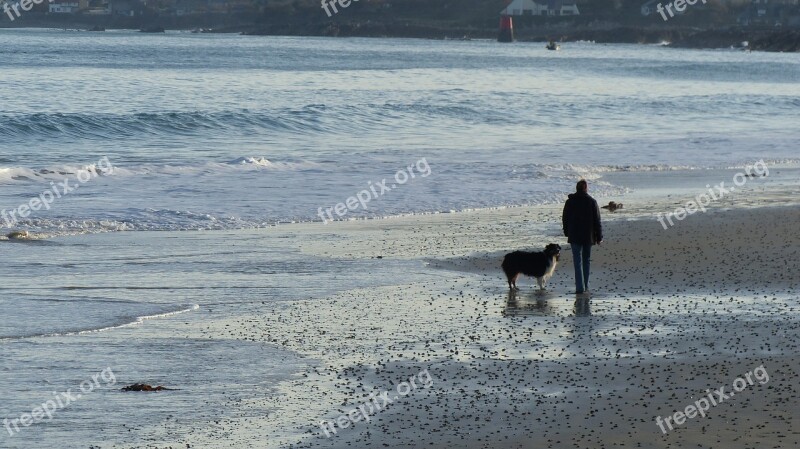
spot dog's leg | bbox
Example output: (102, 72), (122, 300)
(536, 277), (544, 291)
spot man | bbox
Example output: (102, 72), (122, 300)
(562, 180), (603, 295)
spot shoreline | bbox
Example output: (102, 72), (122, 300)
(2, 175), (798, 447)
(1, 22), (798, 52)
(127, 163), (797, 448)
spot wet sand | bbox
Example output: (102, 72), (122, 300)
(192, 198), (800, 448)
(18, 169), (794, 449)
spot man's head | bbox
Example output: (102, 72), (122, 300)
(576, 180), (588, 193)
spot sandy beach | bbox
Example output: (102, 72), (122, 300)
(0, 170), (797, 449)
(1, 167), (798, 449)
(99, 168), (796, 449)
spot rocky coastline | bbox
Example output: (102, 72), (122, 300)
(2, 15), (797, 52)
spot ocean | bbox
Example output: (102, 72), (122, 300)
(0, 28), (798, 448)
(1, 29), (799, 233)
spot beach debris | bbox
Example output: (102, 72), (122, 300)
(601, 201), (623, 212)
(121, 383), (177, 392)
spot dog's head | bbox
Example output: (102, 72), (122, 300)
(545, 243), (561, 261)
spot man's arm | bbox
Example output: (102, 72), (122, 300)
(562, 200), (570, 237)
(593, 200), (603, 243)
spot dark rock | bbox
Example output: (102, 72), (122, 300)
(121, 383), (176, 392)
(749, 30), (800, 52)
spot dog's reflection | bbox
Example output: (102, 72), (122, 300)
(503, 289), (555, 317)
(504, 290), (593, 317)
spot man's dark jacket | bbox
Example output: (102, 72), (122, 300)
(562, 191), (603, 245)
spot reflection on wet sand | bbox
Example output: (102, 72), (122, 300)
(503, 289), (556, 317)
(503, 290), (593, 318)
(574, 297), (591, 317)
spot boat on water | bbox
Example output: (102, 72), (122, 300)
(546, 40), (561, 51)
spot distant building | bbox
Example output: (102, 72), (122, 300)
(501, 0), (547, 15)
(737, 0), (799, 24)
(500, 0), (579, 16)
(83, 7), (111, 14)
(49, 0), (87, 13)
(83, 0), (111, 15)
(548, 0), (580, 15)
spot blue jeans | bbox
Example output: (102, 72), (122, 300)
(571, 244), (592, 293)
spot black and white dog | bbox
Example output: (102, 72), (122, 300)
(501, 244), (561, 291)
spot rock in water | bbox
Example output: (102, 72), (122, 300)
(121, 383), (176, 392)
